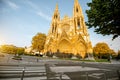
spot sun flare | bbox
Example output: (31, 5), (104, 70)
(0, 41), (3, 45)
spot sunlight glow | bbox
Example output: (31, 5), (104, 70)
(0, 41), (3, 45)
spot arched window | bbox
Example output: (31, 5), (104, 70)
(77, 20), (80, 29)
(54, 15), (58, 19)
(54, 26), (56, 32)
(56, 15), (58, 18)
(52, 26), (54, 33)
(76, 8), (78, 12)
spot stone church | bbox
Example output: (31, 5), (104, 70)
(44, 0), (93, 58)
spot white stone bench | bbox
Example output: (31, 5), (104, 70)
(45, 64), (71, 80)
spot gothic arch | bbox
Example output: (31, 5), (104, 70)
(58, 39), (72, 53)
(74, 39), (87, 58)
(74, 41), (87, 58)
(78, 33), (86, 43)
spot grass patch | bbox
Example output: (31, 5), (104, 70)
(79, 59), (95, 62)
(12, 56), (22, 60)
(59, 58), (95, 62)
(95, 59), (110, 62)
(58, 58), (110, 62)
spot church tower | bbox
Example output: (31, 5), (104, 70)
(44, 0), (93, 59)
(73, 0), (83, 31)
(73, 0), (92, 54)
(51, 4), (60, 35)
(73, 0), (87, 34)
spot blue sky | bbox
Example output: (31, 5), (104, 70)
(0, 0), (120, 52)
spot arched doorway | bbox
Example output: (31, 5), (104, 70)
(74, 41), (87, 58)
(58, 39), (71, 53)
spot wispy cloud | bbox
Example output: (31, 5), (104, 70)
(25, 0), (51, 21)
(37, 11), (51, 21)
(5, 0), (19, 10)
(25, 0), (38, 10)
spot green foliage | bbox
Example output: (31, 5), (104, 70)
(12, 55), (22, 60)
(95, 59), (109, 62)
(16, 47), (24, 55)
(46, 51), (54, 57)
(32, 32), (46, 53)
(86, 0), (120, 39)
(54, 52), (73, 59)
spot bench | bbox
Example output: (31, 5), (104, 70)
(45, 64), (71, 80)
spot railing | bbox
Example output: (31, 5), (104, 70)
(0, 64), (120, 80)
(0, 64), (46, 80)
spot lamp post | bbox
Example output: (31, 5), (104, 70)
(109, 44), (112, 62)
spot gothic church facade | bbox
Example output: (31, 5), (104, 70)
(44, 0), (92, 58)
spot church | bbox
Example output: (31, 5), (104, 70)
(44, 0), (93, 58)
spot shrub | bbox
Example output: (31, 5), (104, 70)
(75, 53), (82, 59)
(54, 52), (73, 59)
(46, 51), (53, 57)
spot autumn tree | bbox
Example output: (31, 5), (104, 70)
(93, 42), (110, 59)
(109, 49), (116, 58)
(0, 45), (17, 54)
(16, 47), (25, 55)
(116, 50), (120, 60)
(32, 33), (46, 53)
(0, 45), (25, 55)
(86, 0), (120, 40)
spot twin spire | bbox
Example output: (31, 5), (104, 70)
(51, 0), (86, 34)
(55, 0), (79, 9)
(53, 0), (83, 19)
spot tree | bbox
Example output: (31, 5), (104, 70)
(0, 45), (17, 54)
(32, 33), (46, 53)
(93, 42), (110, 59)
(86, 0), (120, 39)
(16, 47), (25, 55)
(0, 45), (25, 55)
(117, 50), (120, 60)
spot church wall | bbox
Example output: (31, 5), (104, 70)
(44, 0), (93, 59)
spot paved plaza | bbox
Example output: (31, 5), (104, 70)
(0, 54), (120, 80)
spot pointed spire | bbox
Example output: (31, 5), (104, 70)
(52, 3), (60, 20)
(55, 3), (58, 11)
(53, 3), (59, 15)
(74, 0), (81, 9)
(73, 0), (83, 16)
(74, 0), (79, 4)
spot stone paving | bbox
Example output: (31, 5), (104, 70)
(0, 54), (120, 80)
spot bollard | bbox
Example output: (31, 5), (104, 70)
(104, 71), (107, 80)
(117, 70), (120, 80)
(59, 73), (62, 80)
(21, 67), (25, 80)
(37, 58), (39, 62)
(86, 72), (88, 80)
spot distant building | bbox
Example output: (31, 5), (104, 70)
(25, 46), (32, 53)
(44, 0), (92, 58)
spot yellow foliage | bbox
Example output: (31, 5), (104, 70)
(93, 42), (110, 54)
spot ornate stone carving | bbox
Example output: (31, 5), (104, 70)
(44, 0), (93, 58)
